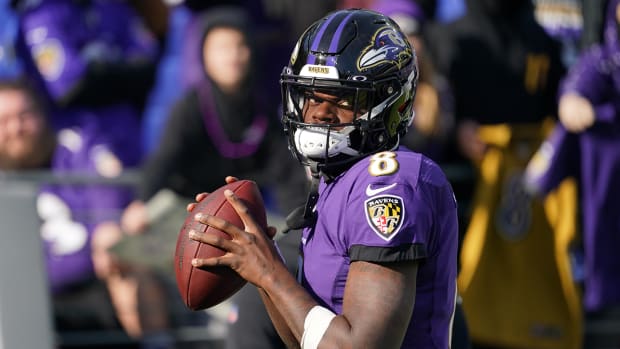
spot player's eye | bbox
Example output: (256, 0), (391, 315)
(304, 92), (321, 105)
(336, 98), (353, 108)
(338, 91), (369, 113)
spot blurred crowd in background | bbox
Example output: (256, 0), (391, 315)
(1, 0), (619, 348)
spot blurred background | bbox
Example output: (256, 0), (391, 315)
(1, 0), (619, 348)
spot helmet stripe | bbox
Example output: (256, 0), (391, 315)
(308, 10), (351, 64)
(328, 12), (355, 52)
(326, 12), (355, 66)
(308, 13), (337, 64)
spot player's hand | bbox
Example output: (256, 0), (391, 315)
(558, 93), (595, 133)
(186, 176), (239, 212)
(121, 200), (148, 235)
(188, 188), (284, 288)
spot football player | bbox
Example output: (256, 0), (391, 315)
(188, 9), (459, 349)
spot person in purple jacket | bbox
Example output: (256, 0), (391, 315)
(188, 9), (459, 349)
(0, 79), (177, 348)
(525, 0), (620, 347)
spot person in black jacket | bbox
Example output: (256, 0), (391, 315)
(111, 7), (307, 347)
(121, 5), (308, 236)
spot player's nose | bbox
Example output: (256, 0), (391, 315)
(310, 101), (338, 124)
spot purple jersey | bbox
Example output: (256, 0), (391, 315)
(19, 0), (157, 100)
(38, 115), (135, 294)
(300, 147), (458, 348)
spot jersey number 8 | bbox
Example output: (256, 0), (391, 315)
(368, 151), (399, 176)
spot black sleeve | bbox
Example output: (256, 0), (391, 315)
(349, 243), (427, 263)
(137, 91), (201, 201)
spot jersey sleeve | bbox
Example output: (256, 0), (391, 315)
(343, 153), (433, 264)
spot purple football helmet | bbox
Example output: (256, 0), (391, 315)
(281, 8), (418, 174)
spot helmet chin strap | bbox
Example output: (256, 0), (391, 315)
(285, 162), (321, 231)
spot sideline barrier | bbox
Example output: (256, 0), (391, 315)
(0, 177), (55, 349)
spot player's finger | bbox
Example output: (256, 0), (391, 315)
(193, 212), (246, 240)
(187, 202), (197, 212)
(223, 189), (262, 234)
(189, 192), (210, 212)
(195, 192), (208, 202)
(225, 176), (239, 184)
(191, 256), (231, 269)
(188, 229), (241, 254)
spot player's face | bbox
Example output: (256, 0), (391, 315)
(0, 89), (47, 168)
(302, 90), (368, 126)
(203, 27), (251, 93)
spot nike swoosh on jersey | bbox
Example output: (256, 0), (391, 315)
(365, 183), (397, 196)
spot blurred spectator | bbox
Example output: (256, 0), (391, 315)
(525, 0), (620, 347)
(0, 79), (178, 348)
(0, 0), (23, 79)
(141, 0), (334, 155)
(0, 80), (55, 171)
(121, 5), (308, 237)
(428, 1), (583, 348)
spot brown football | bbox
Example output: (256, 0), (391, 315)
(174, 180), (267, 310)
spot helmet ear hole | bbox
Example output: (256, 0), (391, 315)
(387, 83), (397, 96)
